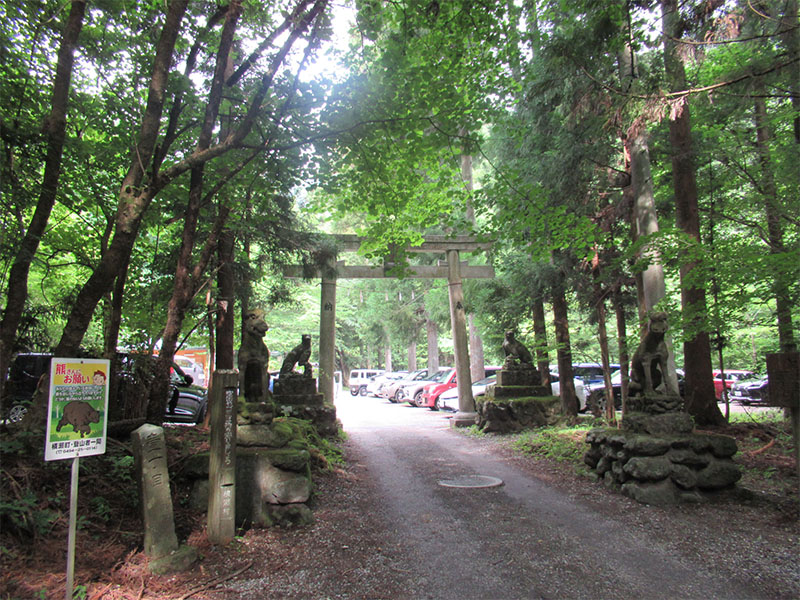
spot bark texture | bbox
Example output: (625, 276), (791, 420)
(661, 0), (723, 426)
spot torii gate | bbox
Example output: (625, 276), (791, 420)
(285, 234), (494, 427)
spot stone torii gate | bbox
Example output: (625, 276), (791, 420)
(285, 235), (493, 427)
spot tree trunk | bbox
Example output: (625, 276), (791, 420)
(426, 317), (439, 373)
(594, 282), (616, 424)
(384, 343), (393, 372)
(754, 86), (797, 353)
(468, 315), (485, 381)
(779, 0), (800, 146)
(216, 228), (236, 370)
(612, 288), (630, 414)
(552, 279), (578, 417)
(532, 297), (550, 386)
(0, 0), (86, 404)
(661, 0), (723, 426)
(147, 3), (242, 424)
(103, 253), (131, 359)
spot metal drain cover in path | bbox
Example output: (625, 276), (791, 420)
(438, 475), (504, 489)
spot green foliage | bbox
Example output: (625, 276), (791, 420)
(0, 489), (59, 539)
(511, 424), (594, 464)
(274, 416), (344, 470)
(107, 455), (134, 484)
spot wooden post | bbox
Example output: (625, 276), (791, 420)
(207, 369), (238, 544)
(318, 260), (337, 404)
(447, 250), (476, 427)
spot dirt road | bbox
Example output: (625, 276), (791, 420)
(218, 393), (797, 600)
(328, 394), (779, 600)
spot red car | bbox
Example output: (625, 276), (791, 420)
(712, 370), (755, 399)
(419, 366), (500, 410)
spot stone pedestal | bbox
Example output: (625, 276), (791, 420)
(186, 418), (317, 529)
(273, 376), (338, 437)
(584, 394), (742, 505)
(492, 365), (551, 399)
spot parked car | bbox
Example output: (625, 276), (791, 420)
(572, 363), (620, 386)
(551, 372), (587, 412)
(174, 355), (206, 387)
(713, 369), (755, 399)
(348, 369), (385, 396)
(730, 376), (769, 405)
(366, 370), (408, 397)
(438, 375), (497, 412)
(395, 368), (451, 405)
(420, 366), (501, 410)
(437, 370), (585, 412)
(2, 352), (208, 424)
(380, 369), (438, 403)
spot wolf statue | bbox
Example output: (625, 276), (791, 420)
(629, 312), (678, 397)
(238, 308), (270, 403)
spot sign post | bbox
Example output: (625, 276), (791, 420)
(207, 369), (239, 544)
(43, 358), (110, 600)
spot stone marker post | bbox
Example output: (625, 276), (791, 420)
(318, 258), (337, 405)
(131, 424), (179, 558)
(208, 369), (239, 544)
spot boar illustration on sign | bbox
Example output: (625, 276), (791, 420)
(56, 401), (100, 438)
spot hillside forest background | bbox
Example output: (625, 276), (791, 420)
(1, 0), (798, 428)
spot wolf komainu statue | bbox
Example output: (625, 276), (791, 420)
(280, 334), (313, 378)
(629, 312), (678, 396)
(238, 308), (270, 402)
(502, 330), (534, 368)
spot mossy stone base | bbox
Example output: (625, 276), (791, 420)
(584, 426), (741, 505)
(476, 395), (560, 433)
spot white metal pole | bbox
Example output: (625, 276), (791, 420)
(65, 456), (79, 599)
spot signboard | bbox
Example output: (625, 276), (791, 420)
(44, 358), (110, 461)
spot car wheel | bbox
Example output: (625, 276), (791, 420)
(7, 404), (27, 423)
(414, 390), (425, 407)
(350, 387), (359, 396)
(359, 386), (368, 397)
(430, 397), (440, 411)
(394, 390), (404, 403)
(195, 404), (207, 424)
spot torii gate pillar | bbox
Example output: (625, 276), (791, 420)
(318, 259), (337, 404)
(447, 249), (477, 427)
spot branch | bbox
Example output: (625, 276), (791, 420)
(579, 57), (800, 102)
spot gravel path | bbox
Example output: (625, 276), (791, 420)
(213, 394), (799, 600)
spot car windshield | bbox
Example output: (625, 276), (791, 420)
(474, 375), (496, 386)
(431, 370), (451, 383)
(736, 373), (758, 381)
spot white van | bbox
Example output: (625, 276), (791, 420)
(349, 369), (384, 396)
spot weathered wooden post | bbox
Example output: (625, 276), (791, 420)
(207, 369), (239, 544)
(447, 249), (476, 427)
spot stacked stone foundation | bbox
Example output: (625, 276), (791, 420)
(584, 407), (741, 505)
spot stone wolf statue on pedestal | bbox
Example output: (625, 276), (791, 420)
(629, 312), (678, 397)
(238, 308), (270, 402)
(280, 334), (313, 378)
(502, 330), (533, 368)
